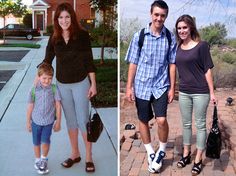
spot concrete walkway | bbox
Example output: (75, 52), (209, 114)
(0, 37), (117, 176)
(120, 90), (236, 176)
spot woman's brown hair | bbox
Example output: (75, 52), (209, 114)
(175, 14), (201, 45)
(52, 2), (82, 43)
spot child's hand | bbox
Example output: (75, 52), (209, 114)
(26, 121), (32, 132)
(53, 121), (61, 132)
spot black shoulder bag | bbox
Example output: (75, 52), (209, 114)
(205, 103), (221, 159)
(86, 105), (104, 143)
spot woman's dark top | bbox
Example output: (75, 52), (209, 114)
(43, 29), (96, 83)
(176, 41), (214, 94)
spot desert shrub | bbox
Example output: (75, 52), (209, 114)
(120, 42), (129, 83)
(212, 59), (236, 88)
(226, 39), (236, 48)
(221, 52), (236, 64)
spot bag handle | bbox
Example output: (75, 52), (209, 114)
(89, 98), (98, 120)
(212, 102), (218, 127)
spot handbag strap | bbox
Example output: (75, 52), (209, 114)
(212, 102), (218, 127)
(89, 101), (98, 120)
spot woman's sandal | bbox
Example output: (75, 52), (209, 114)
(191, 160), (202, 176)
(177, 152), (191, 168)
(61, 156), (81, 168)
(85, 162), (95, 172)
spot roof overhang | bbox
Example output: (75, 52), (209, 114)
(29, 0), (50, 9)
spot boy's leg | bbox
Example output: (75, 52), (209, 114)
(151, 91), (168, 172)
(135, 97), (155, 172)
(38, 123), (53, 174)
(31, 122), (42, 170)
(156, 117), (169, 145)
(41, 123), (53, 157)
(34, 146), (41, 158)
(41, 143), (50, 157)
(139, 120), (151, 144)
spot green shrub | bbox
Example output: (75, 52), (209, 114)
(23, 13), (32, 28)
(226, 39), (236, 48)
(210, 46), (220, 57)
(90, 25), (117, 47)
(221, 52), (236, 64)
(46, 25), (54, 35)
(92, 59), (117, 107)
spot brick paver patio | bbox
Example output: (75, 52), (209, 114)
(120, 89), (236, 176)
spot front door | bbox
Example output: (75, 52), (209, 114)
(36, 14), (44, 30)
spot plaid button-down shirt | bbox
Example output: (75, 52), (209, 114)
(28, 82), (61, 126)
(125, 24), (177, 100)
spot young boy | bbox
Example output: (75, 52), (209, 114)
(26, 63), (61, 174)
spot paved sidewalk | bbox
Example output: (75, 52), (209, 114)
(0, 37), (117, 176)
(120, 90), (236, 176)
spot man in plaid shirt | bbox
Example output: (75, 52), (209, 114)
(125, 0), (177, 173)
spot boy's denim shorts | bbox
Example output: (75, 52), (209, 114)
(32, 121), (53, 146)
(135, 91), (168, 123)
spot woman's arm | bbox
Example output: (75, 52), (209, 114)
(205, 69), (217, 103)
(88, 72), (97, 99)
(168, 63), (176, 103)
(53, 101), (61, 132)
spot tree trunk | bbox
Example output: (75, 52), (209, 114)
(100, 34), (105, 64)
(3, 17), (6, 44)
(100, 9), (107, 65)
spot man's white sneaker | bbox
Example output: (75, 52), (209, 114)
(151, 151), (166, 173)
(147, 153), (155, 173)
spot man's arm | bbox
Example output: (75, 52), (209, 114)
(126, 63), (137, 102)
(168, 63), (176, 103)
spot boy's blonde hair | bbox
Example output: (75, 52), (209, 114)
(38, 63), (54, 77)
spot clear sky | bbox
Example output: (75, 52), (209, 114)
(120, 0), (236, 38)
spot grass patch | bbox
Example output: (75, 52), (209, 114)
(92, 59), (117, 107)
(0, 43), (40, 48)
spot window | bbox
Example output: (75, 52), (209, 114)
(7, 24), (14, 29)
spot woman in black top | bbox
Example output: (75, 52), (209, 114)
(42, 3), (96, 172)
(175, 15), (216, 175)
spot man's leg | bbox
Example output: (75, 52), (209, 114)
(139, 120), (155, 172)
(139, 120), (151, 144)
(156, 117), (169, 153)
(151, 91), (168, 172)
(135, 97), (155, 172)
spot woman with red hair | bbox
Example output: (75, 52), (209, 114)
(41, 2), (97, 173)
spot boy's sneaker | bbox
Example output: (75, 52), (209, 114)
(34, 160), (41, 170)
(147, 153), (156, 173)
(38, 158), (49, 174)
(151, 151), (166, 173)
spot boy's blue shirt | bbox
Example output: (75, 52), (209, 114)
(28, 82), (61, 126)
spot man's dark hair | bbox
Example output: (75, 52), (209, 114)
(151, 0), (169, 15)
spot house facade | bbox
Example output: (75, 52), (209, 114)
(30, 0), (95, 31)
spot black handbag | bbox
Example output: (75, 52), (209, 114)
(205, 104), (221, 159)
(86, 106), (104, 142)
